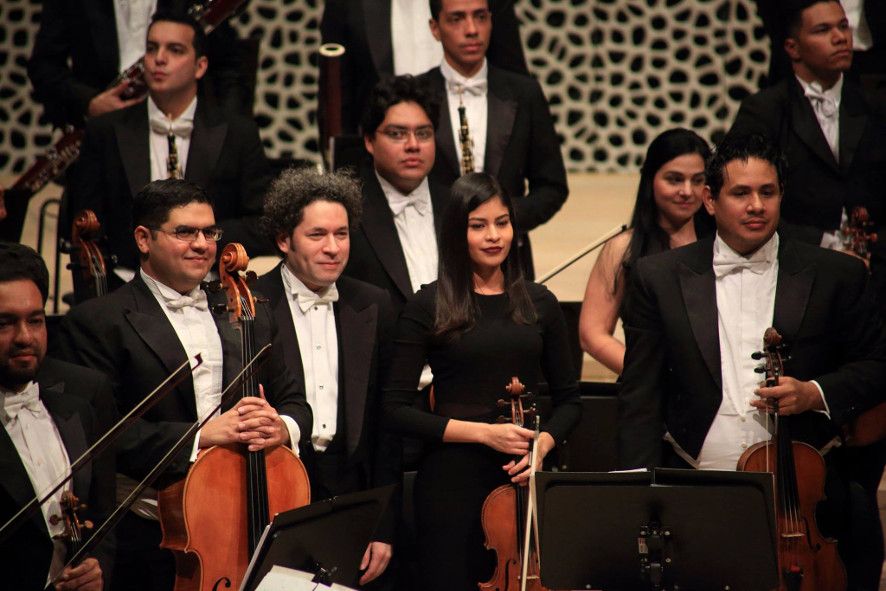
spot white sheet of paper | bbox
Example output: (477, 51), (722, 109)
(253, 565), (357, 591)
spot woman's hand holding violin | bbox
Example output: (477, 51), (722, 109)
(481, 423), (534, 456)
(503, 431), (555, 485)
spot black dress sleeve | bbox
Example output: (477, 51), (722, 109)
(382, 286), (450, 440)
(531, 284), (582, 443)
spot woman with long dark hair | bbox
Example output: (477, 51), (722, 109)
(383, 172), (582, 590)
(579, 128), (712, 375)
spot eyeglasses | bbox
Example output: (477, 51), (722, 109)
(379, 126), (435, 142)
(152, 225), (224, 242)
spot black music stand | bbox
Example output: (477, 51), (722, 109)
(535, 469), (777, 591)
(240, 485), (395, 591)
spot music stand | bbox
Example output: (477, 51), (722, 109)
(535, 469), (777, 590)
(240, 485), (395, 591)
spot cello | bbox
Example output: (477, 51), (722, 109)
(69, 209), (109, 303)
(158, 243), (310, 591)
(736, 328), (846, 591)
(479, 377), (548, 591)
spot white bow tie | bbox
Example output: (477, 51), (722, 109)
(294, 284), (339, 313)
(448, 78), (488, 97)
(2, 388), (44, 423)
(712, 251), (771, 278)
(805, 87), (838, 119)
(150, 114), (194, 138)
(387, 191), (430, 217)
(166, 290), (208, 311)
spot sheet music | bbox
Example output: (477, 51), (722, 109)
(254, 565), (357, 591)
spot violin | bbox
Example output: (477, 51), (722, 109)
(50, 491), (94, 563)
(158, 243), (310, 591)
(736, 328), (846, 591)
(840, 206), (877, 260)
(479, 377), (548, 591)
(69, 209), (109, 303)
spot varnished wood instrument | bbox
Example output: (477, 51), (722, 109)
(159, 243), (310, 591)
(68, 209), (109, 303)
(737, 328), (846, 591)
(479, 377), (548, 591)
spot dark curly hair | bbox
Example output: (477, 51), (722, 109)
(261, 167), (363, 246)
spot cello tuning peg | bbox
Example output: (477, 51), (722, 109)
(211, 303), (227, 315)
(496, 399), (508, 408)
(754, 367), (766, 374)
(751, 351), (763, 360)
(495, 416), (510, 424)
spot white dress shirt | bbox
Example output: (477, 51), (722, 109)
(147, 95), (197, 182)
(281, 265), (339, 452)
(796, 74), (842, 162)
(376, 173), (438, 293)
(113, 0), (157, 73)
(440, 58), (488, 174)
(2, 382), (72, 585)
(391, 0), (443, 75)
(843, 0), (873, 51)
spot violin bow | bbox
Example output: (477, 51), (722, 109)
(47, 344), (273, 588)
(520, 415), (543, 591)
(0, 356), (201, 543)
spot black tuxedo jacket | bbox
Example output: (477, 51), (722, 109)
(69, 97), (273, 267)
(55, 274), (312, 487)
(27, 0), (247, 127)
(320, 0), (528, 134)
(1, 359), (115, 590)
(753, 0), (886, 86)
(419, 65), (568, 278)
(618, 237), (886, 470)
(343, 163), (448, 311)
(729, 77), (886, 245)
(253, 266), (399, 541)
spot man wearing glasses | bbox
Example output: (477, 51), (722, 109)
(344, 75), (449, 312)
(56, 179), (311, 591)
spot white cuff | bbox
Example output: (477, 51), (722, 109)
(189, 428), (202, 462)
(810, 380), (831, 418)
(280, 415), (301, 456)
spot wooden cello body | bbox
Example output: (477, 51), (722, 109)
(737, 328), (846, 591)
(158, 243), (310, 591)
(479, 378), (547, 591)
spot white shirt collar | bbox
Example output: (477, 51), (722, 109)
(713, 231), (779, 266)
(147, 94), (198, 127)
(440, 57), (488, 87)
(795, 74), (843, 106)
(140, 267), (203, 301)
(375, 172), (432, 217)
(281, 263), (338, 299)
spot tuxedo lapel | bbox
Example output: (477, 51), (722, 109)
(838, 84), (868, 173)
(207, 287), (243, 401)
(124, 278), (197, 416)
(42, 388), (91, 500)
(336, 293), (376, 457)
(264, 265), (306, 391)
(427, 69), (461, 179)
(0, 427), (42, 532)
(362, 0), (394, 76)
(185, 102), (227, 189)
(116, 103), (151, 199)
(678, 250), (722, 390)
(360, 171), (414, 299)
(773, 241), (815, 343)
(789, 81), (839, 172)
(484, 68), (517, 177)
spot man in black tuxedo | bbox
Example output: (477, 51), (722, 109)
(730, 0), (886, 250)
(753, 0), (886, 93)
(27, 0), (248, 128)
(0, 243), (114, 591)
(68, 10), (271, 283)
(344, 75), (448, 311)
(619, 134), (886, 590)
(255, 168), (399, 588)
(56, 179), (311, 591)
(320, 0), (527, 135)
(418, 0), (567, 279)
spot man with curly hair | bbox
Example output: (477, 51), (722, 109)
(254, 168), (399, 588)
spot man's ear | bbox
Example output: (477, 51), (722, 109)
(194, 55), (209, 80)
(702, 185), (716, 216)
(429, 17), (441, 42)
(783, 37), (801, 62)
(134, 225), (153, 255)
(275, 232), (291, 256)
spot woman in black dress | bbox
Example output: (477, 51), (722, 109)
(383, 172), (582, 590)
